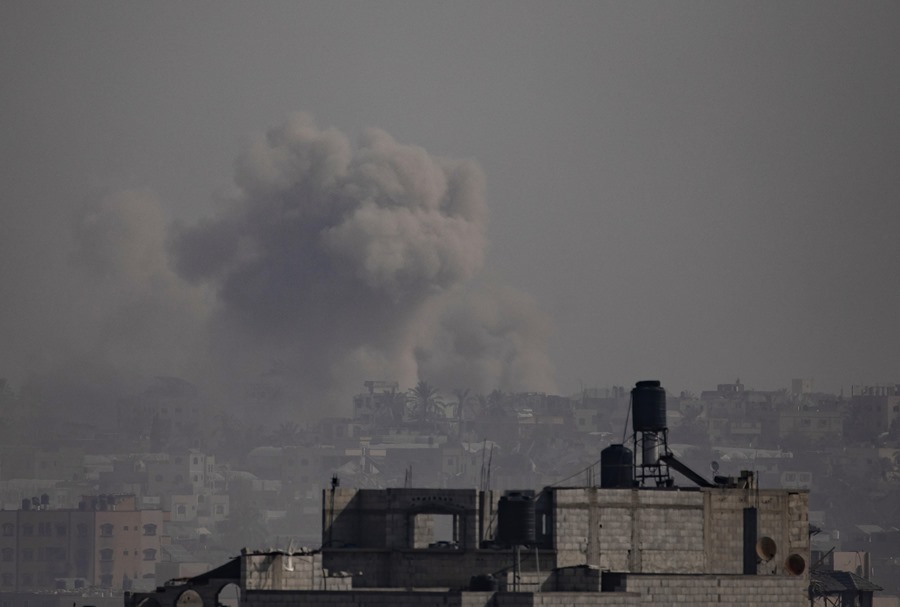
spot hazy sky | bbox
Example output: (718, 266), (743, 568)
(2, 2), (899, 410)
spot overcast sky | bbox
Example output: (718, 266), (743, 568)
(2, 2), (899, 411)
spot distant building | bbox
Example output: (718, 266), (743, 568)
(847, 385), (900, 439)
(0, 494), (164, 593)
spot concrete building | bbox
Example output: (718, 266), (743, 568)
(124, 481), (811, 607)
(0, 494), (164, 594)
(125, 381), (817, 607)
(847, 385), (900, 440)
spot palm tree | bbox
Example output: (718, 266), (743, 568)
(387, 387), (408, 423)
(269, 421), (302, 446)
(408, 380), (444, 426)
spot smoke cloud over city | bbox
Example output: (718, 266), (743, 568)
(3, 113), (556, 417)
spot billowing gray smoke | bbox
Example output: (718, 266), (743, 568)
(173, 113), (556, 409)
(4, 113), (556, 417)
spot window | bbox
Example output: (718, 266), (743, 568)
(1, 573), (12, 587)
(143, 548), (157, 561)
(193, 457), (199, 465)
(99, 548), (114, 561)
(177, 505), (186, 515)
(77, 523), (89, 537)
(1, 548), (12, 562)
(215, 505), (225, 515)
(56, 523), (67, 536)
(22, 548), (33, 561)
(143, 524), (157, 536)
(23, 524), (33, 537)
(22, 573), (33, 587)
(38, 522), (52, 536)
(100, 523), (114, 537)
(100, 574), (113, 587)
(1, 523), (12, 537)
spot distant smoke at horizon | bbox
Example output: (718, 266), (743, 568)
(1, 113), (557, 418)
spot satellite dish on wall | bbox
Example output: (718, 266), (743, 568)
(756, 537), (777, 561)
(710, 461), (720, 474)
(784, 554), (806, 576)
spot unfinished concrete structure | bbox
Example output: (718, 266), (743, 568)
(125, 381), (812, 606)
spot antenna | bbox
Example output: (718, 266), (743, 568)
(485, 443), (494, 491)
(479, 439), (487, 491)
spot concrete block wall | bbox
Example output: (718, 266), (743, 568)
(552, 488), (593, 568)
(622, 574), (808, 607)
(494, 593), (640, 607)
(243, 552), (347, 591)
(324, 548), (557, 589)
(245, 589), (470, 606)
(554, 488), (708, 572)
(325, 488), (481, 551)
(552, 487), (809, 578)
(243, 590), (641, 607)
(705, 489), (809, 577)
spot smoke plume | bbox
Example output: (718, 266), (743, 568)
(5, 113), (556, 418)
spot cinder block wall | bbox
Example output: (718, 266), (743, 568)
(704, 490), (809, 576)
(243, 590), (642, 606)
(622, 574), (808, 607)
(242, 552), (350, 591)
(552, 487), (810, 580)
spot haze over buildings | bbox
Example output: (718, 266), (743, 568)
(1, 2), (899, 417)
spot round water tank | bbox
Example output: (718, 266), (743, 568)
(601, 444), (634, 488)
(642, 433), (660, 466)
(632, 380), (667, 432)
(497, 493), (536, 546)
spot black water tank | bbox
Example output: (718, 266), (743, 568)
(632, 380), (667, 432)
(601, 444), (634, 488)
(497, 492), (536, 545)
